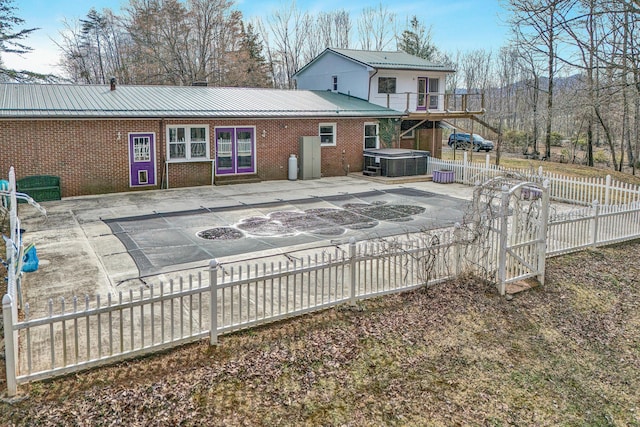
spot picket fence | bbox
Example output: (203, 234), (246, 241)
(4, 234), (462, 395)
(427, 153), (640, 206)
(5, 156), (640, 396)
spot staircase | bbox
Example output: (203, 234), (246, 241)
(362, 165), (381, 177)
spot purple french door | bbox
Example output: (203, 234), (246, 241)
(215, 127), (256, 175)
(128, 133), (156, 186)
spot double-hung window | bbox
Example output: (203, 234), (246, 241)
(364, 122), (379, 149)
(167, 125), (210, 161)
(319, 123), (336, 146)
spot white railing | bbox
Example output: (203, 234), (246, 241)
(428, 153), (640, 206)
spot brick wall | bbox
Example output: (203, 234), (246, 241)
(1, 117), (374, 197)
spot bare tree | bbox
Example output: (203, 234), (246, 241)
(507, 0), (573, 159)
(357, 3), (396, 51)
(256, 1), (310, 88)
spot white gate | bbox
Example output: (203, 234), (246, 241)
(496, 180), (550, 295)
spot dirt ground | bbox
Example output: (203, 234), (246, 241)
(1, 239), (638, 426)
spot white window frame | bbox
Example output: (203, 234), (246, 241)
(319, 123), (337, 146)
(364, 122), (379, 149)
(332, 75), (338, 92)
(166, 125), (210, 162)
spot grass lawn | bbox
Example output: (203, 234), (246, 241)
(1, 240), (639, 425)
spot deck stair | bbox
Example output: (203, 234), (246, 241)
(362, 165), (381, 177)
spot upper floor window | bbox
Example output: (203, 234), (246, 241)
(378, 77), (396, 94)
(332, 75), (338, 91)
(319, 123), (336, 146)
(167, 125), (209, 161)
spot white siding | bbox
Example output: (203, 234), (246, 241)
(369, 70), (449, 113)
(295, 54), (371, 100)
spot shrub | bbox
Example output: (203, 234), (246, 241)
(550, 132), (564, 146)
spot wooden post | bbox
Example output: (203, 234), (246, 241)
(209, 259), (218, 345)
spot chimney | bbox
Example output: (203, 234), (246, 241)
(110, 77), (117, 91)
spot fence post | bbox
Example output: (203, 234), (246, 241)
(463, 151), (468, 184)
(497, 185), (510, 296)
(348, 238), (357, 306)
(209, 259), (218, 346)
(485, 154), (490, 176)
(538, 180), (551, 286)
(591, 200), (600, 248)
(453, 222), (462, 276)
(604, 175), (611, 206)
(3, 294), (18, 397)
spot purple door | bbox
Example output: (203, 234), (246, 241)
(129, 133), (156, 186)
(215, 127), (255, 175)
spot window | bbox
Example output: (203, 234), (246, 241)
(378, 77), (396, 94)
(429, 78), (440, 109)
(364, 123), (379, 149)
(132, 136), (151, 162)
(319, 123), (336, 146)
(167, 125), (209, 161)
(402, 129), (415, 139)
(332, 75), (338, 91)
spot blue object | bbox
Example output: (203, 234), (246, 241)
(22, 245), (39, 273)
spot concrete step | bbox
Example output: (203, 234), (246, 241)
(214, 175), (262, 186)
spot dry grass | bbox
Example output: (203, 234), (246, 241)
(1, 240), (639, 426)
(442, 145), (640, 185)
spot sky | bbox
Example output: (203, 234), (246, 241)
(4, 0), (509, 77)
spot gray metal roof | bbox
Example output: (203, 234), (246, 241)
(0, 84), (402, 119)
(295, 48), (455, 76)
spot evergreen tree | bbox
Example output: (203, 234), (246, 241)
(397, 16), (437, 60)
(0, 0), (50, 81)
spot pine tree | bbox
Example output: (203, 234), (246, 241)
(0, 0), (50, 81)
(397, 16), (437, 61)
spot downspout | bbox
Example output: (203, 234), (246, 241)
(160, 118), (168, 189)
(368, 68), (378, 103)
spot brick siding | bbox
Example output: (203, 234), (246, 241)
(1, 117), (377, 197)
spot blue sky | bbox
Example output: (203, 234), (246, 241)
(4, 0), (509, 76)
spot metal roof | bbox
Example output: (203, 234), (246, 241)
(295, 48), (455, 76)
(0, 84), (402, 119)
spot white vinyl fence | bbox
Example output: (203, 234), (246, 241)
(5, 159), (640, 396)
(4, 234), (462, 395)
(428, 153), (640, 206)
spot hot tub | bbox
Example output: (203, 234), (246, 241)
(363, 148), (430, 177)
